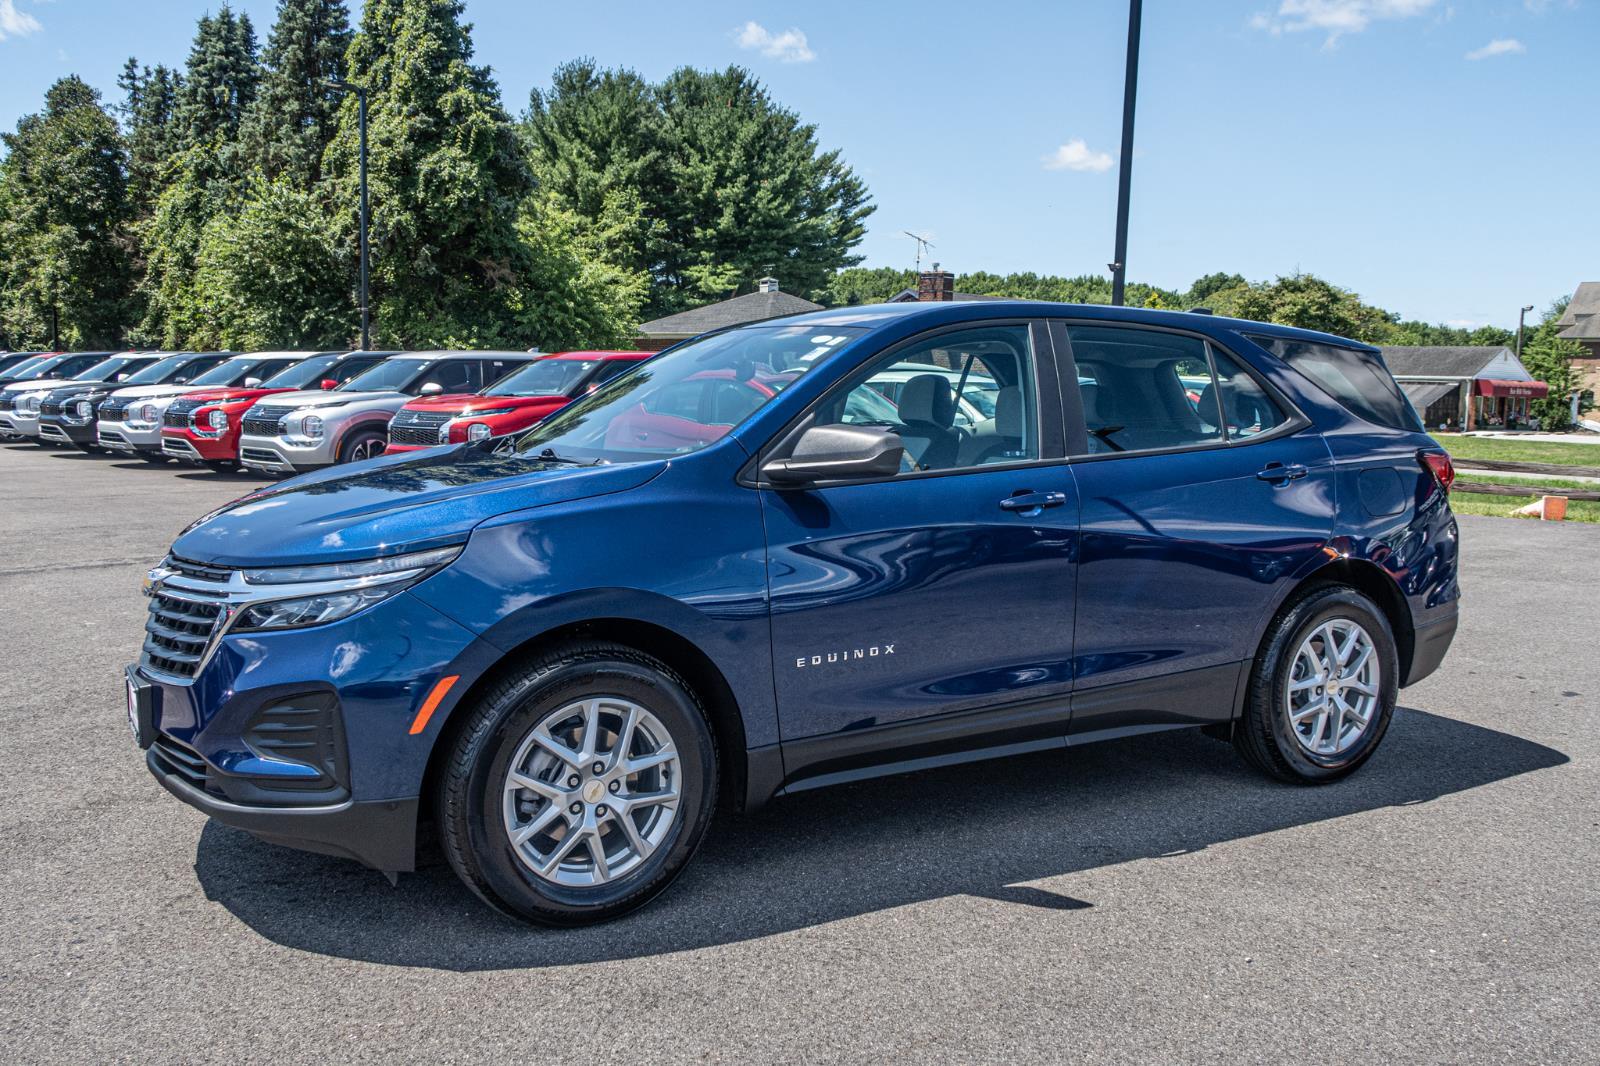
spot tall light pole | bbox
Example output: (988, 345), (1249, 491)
(327, 80), (370, 350)
(1515, 304), (1534, 359)
(1109, 0), (1143, 307)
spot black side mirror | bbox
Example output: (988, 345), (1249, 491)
(762, 423), (903, 486)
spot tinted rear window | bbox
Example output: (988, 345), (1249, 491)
(1250, 335), (1421, 432)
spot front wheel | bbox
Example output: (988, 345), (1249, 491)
(1235, 584), (1398, 783)
(437, 643), (718, 926)
(337, 429), (385, 464)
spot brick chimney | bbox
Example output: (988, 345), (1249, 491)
(917, 263), (954, 302)
(757, 276), (780, 293)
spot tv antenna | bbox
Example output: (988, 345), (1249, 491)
(903, 231), (935, 271)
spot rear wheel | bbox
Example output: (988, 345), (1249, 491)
(1235, 584), (1398, 783)
(437, 643), (717, 926)
(337, 429), (385, 464)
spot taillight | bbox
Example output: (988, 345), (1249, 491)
(1420, 451), (1455, 493)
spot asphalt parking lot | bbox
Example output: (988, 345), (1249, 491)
(1, 440), (1596, 1064)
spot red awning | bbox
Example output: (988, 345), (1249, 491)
(1475, 378), (1548, 398)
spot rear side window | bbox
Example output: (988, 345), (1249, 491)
(1209, 347), (1289, 440)
(1251, 335), (1421, 432)
(1067, 325), (1222, 454)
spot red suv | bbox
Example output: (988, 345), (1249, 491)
(160, 351), (393, 470)
(385, 350), (651, 452)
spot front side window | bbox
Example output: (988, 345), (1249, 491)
(513, 325), (863, 463)
(821, 325), (1039, 473)
(76, 355), (152, 382)
(1068, 326), (1222, 455)
(415, 360), (484, 394)
(190, 356), (292, 387)
(341, 359), (429, 393)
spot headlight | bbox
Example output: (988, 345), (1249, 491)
(137, 403), (158, 424)
(20, 394), (42, 414)
(208, 409), (229, 430)
(232, 546), (463, 632)
(467, 422), (493, 441)
(301, 414), (324, 438)
(74, 400), (94, 419)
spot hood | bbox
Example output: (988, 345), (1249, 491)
(256, 389), (403, 410)
(108, 384), (204, 401)
(170, 443), (667, 567)
(43, 382), (109, 400)
(405, 393), (565, 415)
(3, 378), (76, 394)
(182, 385), (285, 405)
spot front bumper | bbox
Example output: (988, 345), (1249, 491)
(162, 429), (235, 463)
(133, 587), (492, 873)
(99, 420), (165, 456)
(38, 415), (97, 446)
(238, 432), (336, 473)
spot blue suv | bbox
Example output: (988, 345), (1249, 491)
(128, 302), (1460, 925)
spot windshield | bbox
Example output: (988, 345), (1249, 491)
(512, 324), (863, 463)
(486, 359), (597, 397)
(4, 356), (51, 378)
(76, 355), (151, 382)
(13, 355), (75, 380)
(341, 359), (426, 393)
(261, 354), (339, 388)
(122, 354), (195, 385)
(190, 356), (290, 387)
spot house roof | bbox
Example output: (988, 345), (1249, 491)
(638, 289), (824, 337)
(1378, 346), (1515, 378)
(886, 288), (1006, 303)
(1555, 282), (1600, 326)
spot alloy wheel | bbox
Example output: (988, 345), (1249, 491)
(1284, 619), (1380, 756)
(501, 697), (681, 887)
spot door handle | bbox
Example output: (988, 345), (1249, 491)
(1000, 490), (1069, 513)
(1255, 462), (1308, 483)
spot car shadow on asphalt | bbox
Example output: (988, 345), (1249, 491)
(192, 706), (1567, 971)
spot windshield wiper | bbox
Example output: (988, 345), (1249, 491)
(530, 446), (605, 466)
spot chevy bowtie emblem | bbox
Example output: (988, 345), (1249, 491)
(795, 644), (896, 669)
(142, 565), (175, 597)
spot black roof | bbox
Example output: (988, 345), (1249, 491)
(1378, 346), (1510, 377)
(639, 289), (824, 337)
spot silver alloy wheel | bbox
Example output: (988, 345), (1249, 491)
(501, 696), (681, 887)
(349, 437), (384, 462)
(1284, 618), (1380, 756)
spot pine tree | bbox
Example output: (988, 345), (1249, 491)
(0, 78), (134, 348)
(239, 0), (352, 185)
(324, 0), (534, 346)
(118, 60), (183, 213)
(176, 4), (261, 150)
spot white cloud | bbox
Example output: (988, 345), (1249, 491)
(1465, 37), (1526, 60)
(1250, 0), (1436, 45)
(735, 21), (815, 63)
(1042, 139), (1115, 173)
(0, 0), (42, 41)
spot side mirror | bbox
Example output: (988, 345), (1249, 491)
(419, 382), (444, 396)
(244, 377), (262, 387)
(320, 378), (339, 391)
(761, 424), (903, 486)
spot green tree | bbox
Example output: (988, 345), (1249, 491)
(512, 192), (648, 349)
(176, 177), (354, 349)
(1184, 272), (1246, 306)
(324, 0), (534, 347)
(134, 142), (239, 345)
(118, 60), (184, 210)
(1520, 297), (1581, 429)
(0, 77), (134, 348)
(175, 4), (261, 150)
(1209, 274), (1394, 342)
(818, 266), (916, 306)
(239, 0), (352, 185)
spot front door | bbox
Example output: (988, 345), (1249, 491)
(761, 322), (1081, 776)
(1059, 322), (1335, 739)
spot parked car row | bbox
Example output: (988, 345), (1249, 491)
(0, 347), (658, 473)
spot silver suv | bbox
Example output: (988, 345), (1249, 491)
(237, 351), (532, 474)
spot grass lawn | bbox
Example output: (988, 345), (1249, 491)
(1451, 491), (1600, 523)
(1456, 473), (1600, 491)
(1433, 434), (1600, 468)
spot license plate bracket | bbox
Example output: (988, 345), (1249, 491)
(125, 667), (155, 750)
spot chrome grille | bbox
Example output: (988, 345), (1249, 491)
(0, 395), (15, 412)
(389, 409), (452, 446)
(38, 398), (67, 417)
(140, 557), (233, 680)
(241, 405), (293, 437)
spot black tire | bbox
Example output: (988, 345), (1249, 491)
(1235, 584), (1398, 784)
(437, 642), (718, 926)
(337, 428), (386, 464)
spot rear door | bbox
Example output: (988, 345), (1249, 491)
(1058, 321), (1335, 740)
(761, 321), (1081, 776)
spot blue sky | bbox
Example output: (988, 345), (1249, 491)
(2, 0), (1596, 328)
